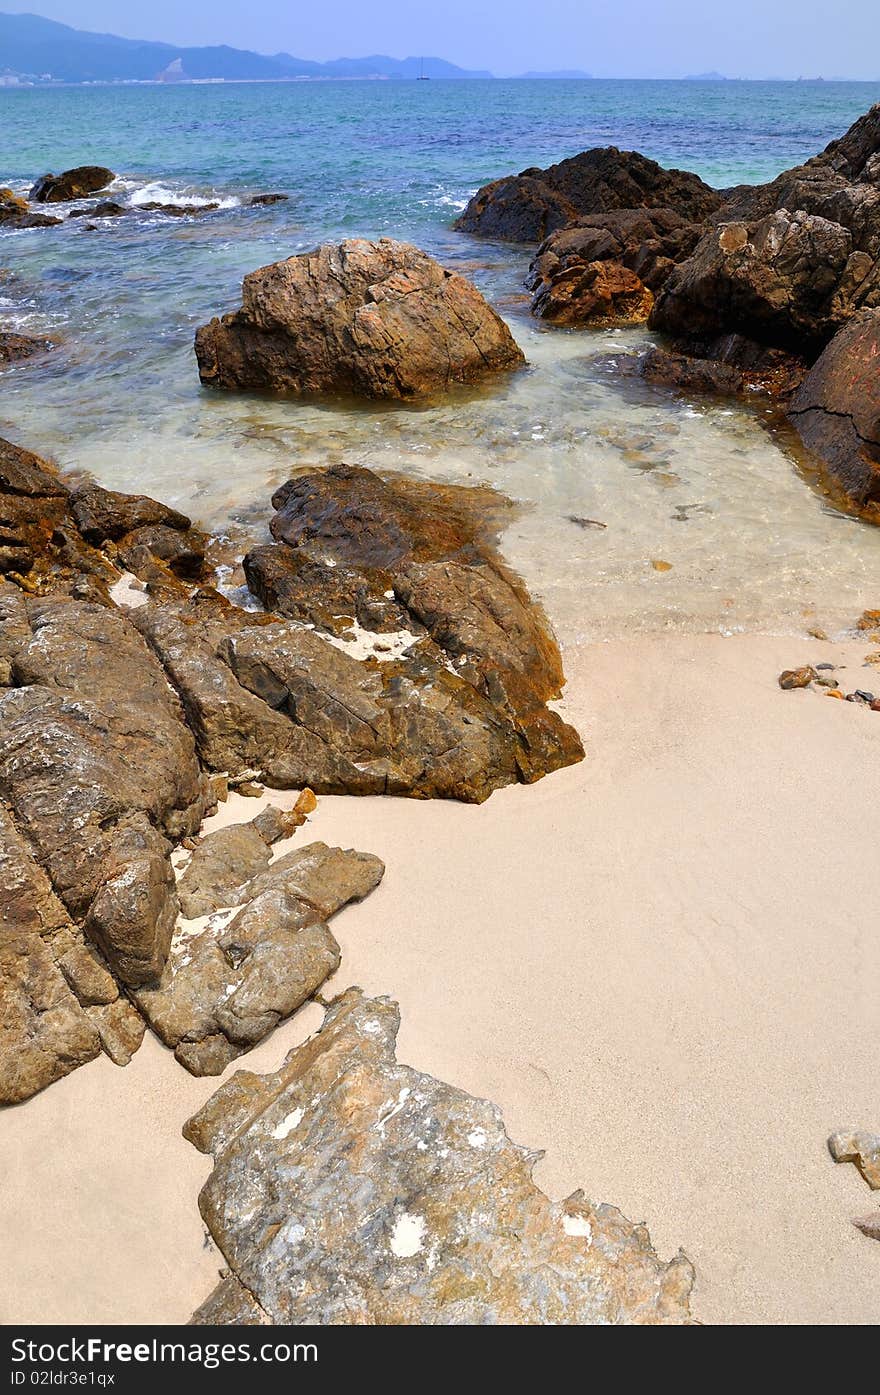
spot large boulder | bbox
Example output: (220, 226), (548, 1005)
(0, 187), (60, 230)
(650, 210), (863, 356)
(187, 989), (695, 1325)
(788, 309), (880, 506)
(455, 147), (721, 243)
(134, 844), (384, 1075)
(194, 238), (525, 400)
(30, 166), (115, 203)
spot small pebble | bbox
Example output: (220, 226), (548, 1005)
(871, 699), (880, 712)
(826, 689), (845, 699)
(807, 627), (829, 641)
(846, 692), (869, 704)
(815, 675), (839, 688)
(650, 559), (672, 572)
(815, 662), (836, 671)
(855, 690), (875, 703)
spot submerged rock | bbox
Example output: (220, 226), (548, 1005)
(456, 147), (721, 243)
(788, 310), (880, 507)
(0, 332), (55, 366)
(187, 989), (694, 1324)
(194, 237), (525, 400)
(30, 166), (115, 203)
(0, 188), (61, 229)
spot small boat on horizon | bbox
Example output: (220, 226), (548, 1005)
(417, 58), (430, 80)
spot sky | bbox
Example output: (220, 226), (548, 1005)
(8, 2), (880, 80)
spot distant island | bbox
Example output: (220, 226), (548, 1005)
(0, 12), (496, 84)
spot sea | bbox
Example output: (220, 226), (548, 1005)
(3, 77), (880, 643)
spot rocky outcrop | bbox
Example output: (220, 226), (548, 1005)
(194, 238), (525, 400)
(455, 148), (721, 243)
(135, 844), (384, 1075)
(527, 210), (704, 312)
(30, 166), (115, 203)
(788, 310), (880, 506)
(187, 988), (694, 1324)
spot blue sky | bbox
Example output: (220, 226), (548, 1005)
(8, 2), (880, 79)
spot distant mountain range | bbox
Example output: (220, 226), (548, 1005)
(0, 12), (499, 83)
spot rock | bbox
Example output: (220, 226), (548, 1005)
(87, 997), (145, 1066)
(651, 211), (858, 357)
(0, 188), (28, 219)
(0, 803), (102, 1104)
(828, 1129), (880, 1188)
(186, 989), (694, 1324)
(815, 674), (839, 688)
(857, 608), (880, 629)
(116, 523), (207, 579)
(194, 238), (525, 400)
(177, 821), (275, 919)
(67, 201), (127, 220)
(30, 167), (115, 203)
(778, 666), (816, 689)
(788, 311), (880, 507)
(456, 148), (721, 243)
(135, 843), (384, 1075)
(852, 1213), (880, 1240)
(70, 482), (192, 544)
(826, 688), (845, 699)
(249, 193), (288, 206)
(528, 257), (653, 327)
(0, 592), (208, 984)
(527, 210), (704, 322)
(137, 202), (220, 217)
(0, 332), (55, 366)
(640, 346), (745, 396)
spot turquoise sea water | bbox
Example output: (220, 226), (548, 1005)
(4, 79), (880, 641)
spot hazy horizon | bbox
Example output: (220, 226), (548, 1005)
(3, 2), (880, 81)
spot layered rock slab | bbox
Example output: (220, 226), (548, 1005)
(135, 844), (384, 1075)
(194, 238), (525, 400)
(187, 989), (694, 1325)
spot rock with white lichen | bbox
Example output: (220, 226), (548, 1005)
(186, 988), (695, 1325)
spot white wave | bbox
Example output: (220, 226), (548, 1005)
(128, 181), (240, 210)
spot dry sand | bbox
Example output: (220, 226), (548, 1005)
(2, 631), (879, 1325)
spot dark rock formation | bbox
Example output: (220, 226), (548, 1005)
(138, 202), (220, 217)
(455, 148), (721, 243)
(788, 310), (880, 506)
(0, 332), (55, 366)
(187, 988), (695, 1324)
(30, 166), (115, 203)
(249, 193), (289, 206)
(194, 238), (525, 400)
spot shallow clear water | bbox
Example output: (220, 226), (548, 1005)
(4, 78), (880, 643)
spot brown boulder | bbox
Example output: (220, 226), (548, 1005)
(527, 209), (704, 308)
(0, 332), (55, 366)
(456, 147), (720, 242)
(0, 188), (61, 230)
(788, 310), (880, 506)
(70, 482), (192, 544)
(529, 257), (653, 327)
(30, 166), (115, 203)
(194, 238), (525, 400)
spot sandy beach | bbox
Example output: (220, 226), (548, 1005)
(2, 627), (878, 1326)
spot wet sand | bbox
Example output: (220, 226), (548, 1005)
(2, 631), (879, 1325)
